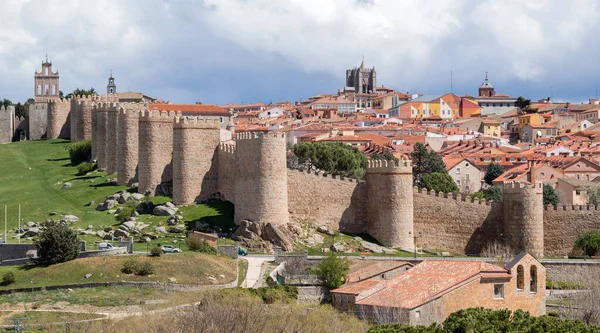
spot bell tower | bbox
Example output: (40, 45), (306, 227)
(478, 72), (495, 97)
(107, 72), (116, 95)
(34, 54), (60, 102)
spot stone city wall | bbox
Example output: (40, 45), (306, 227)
(287, 169), (366, 233)
(70, 98), (78, 141)
(138, 109), (178, 195)
(413, 190), (503, 255)
(504, 183), (544, 257)
(217, 143), (236, 202)
(13, 116), (28, 141)
(0, 106), (15, 144)
(172, 116), (220, 205)
(544, 205), (600, 257)
(105, 103), (119, 174)
(95, 104), (109, 170)
(28, 103), (47, 140)
(76, 97), (94, 142)
(116, 105), (142, 185)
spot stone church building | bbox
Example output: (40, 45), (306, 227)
(345, 59), (377, 94)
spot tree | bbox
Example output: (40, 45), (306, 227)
(484, 162), (505, 185)
(65, 88), (97, 99)
(0, 99), (12, 108)
(543, 184), (559, 206)
(291, 142), (367, 178)
(35, 223), (81, 265)
(585, 185), (600, 206)
(575, 231), (600, 257)
(421, 172), (458, 193)
(371, 151), (399, 163)
(411, 143), (446, 187)
(315, 252), (350, 290)
(484, 186), (503, 202)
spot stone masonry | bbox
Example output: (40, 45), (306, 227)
(116, 104), (143, 186)
(28, 103), (47, 140)
(0, 106), (15, 144)
(105, 103), (119, 174)
(94, 103), (108, 170)
(172, 117), (221, 205)
(503, 183), (544, 257)
(46, 99), (71, 139)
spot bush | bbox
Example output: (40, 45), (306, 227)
(249, 285), (298, 304)
(575, 231), (600, 257)
(546, 280), (585, 290)
(121, 258), (138, 274)
(117, 201), (138, 222)
(35, 223), (81, 265)
(2, 272), (15, 285)
(135, 261), (155, 276)
(187, 236), (217, 254)
(421, 172), (458, 193)
(315, 252), (350, 290)
(69, 139), (92, 165)
(150, 246), (161, 257)
(76, 162), (97, 175)
(469, 192), (485, 200)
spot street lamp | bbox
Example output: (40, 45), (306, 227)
(408, 231), (422, 259)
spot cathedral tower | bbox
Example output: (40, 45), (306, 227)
(34, 55), (60, 102)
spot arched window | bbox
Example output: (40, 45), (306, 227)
(530, 266), (538, 293)
(517, 265), (524, 290)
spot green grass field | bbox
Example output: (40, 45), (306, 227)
(0, 252), (236, 290)
(0, 139), (234, 245)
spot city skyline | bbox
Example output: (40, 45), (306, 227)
(1, 0), (599, 104)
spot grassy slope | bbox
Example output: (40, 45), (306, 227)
(0, 252), (236, 290)
(0, 139), (234, 246)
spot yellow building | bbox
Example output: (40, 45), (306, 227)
(481, 119), (501, 137)
(518, 113), (544, 130)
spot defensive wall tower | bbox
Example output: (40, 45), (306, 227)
(105, 103), (119, 174)
(0, 106), (15, 144)
(172, 116), (221, 205)
(138, 109), (178, 195)
(28, 103), (47, 140)
(70, 98), (79, 142)
(116, 104), (144, 186)
(94, 103), (109, 170)
(46, 98), (71, 139)
(76, 96), (94, 142)
(366, 160), (414, 250)
(503, 182), (544, 257)
(234, 132), (289, 226)
(217, 142), (236, 202)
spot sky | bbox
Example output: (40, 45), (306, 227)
(1, 0), (599, 105)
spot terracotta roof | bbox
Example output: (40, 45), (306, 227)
(347, 260), (412, 283)
(332, 279), (384, 295)
(355, 260), (507, 309)
(148, 104), (228, 116)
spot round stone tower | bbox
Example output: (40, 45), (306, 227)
(172, 116), (221, 205)
(234, 132), (289, 226)
(503, 182), (544, 257)
(69, 98), (79, 142)
(116, 104), (143, 186)
(366, 160), (414, 250)
(105, 103), (119, 175)
(76, 97), (94, 141)
(138, 109), (177, 195)
(46, 98), (71, 139)
(94, 103), (109, 171)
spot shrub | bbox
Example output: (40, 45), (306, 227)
(135, 261), (155, 276)
(187, 236), (217, 254)
(117, 201), (138, 222)
(469, 192), (485, 200)
(546, 280), (585, 290)
(35, 223), (81, 265)
(76, 162), (97, 175)
(315, 252), (350, 289)
(69, 139), (92, 165)
(121, 258), (138, 274)
(421, 172), (459, 193)
(249, 285), (298, 304)
(575, 231), (600, 257)
(150, 246), (161, 257)
(2, 272), (15, 285)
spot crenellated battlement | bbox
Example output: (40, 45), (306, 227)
(117, 107), (141, 118)
(139, 108), (179, 122)
(545, 204), (600, 211)
(413, 186), (494, 206)
(235, 131), (286, 140)
(174, 116), (220, 129)
(48, 98), (71, 107)
(119, 102), (148, 111)
(0, 106), (15, 112)
(503, 181), (543, 194)
(288, 168), (365, 184)
(218, 142), (236, 154)
(366, 159), (412, 174)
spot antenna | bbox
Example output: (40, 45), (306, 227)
(450, 67), (453, 94)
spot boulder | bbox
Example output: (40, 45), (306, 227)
(168, 226), (184, 233)
(61, 182), (72, 190)
(117, 192), (131, 204)
(142, 233), (157, 240)
(232, 220), (258, 240)
(84, 273), (93, 279)
(263, 223), (294, 252)
(330, 243), (345, 252)
(106, 194), (120, 201)
(26, 222), (37, 228)
(317, 225), (335, 236)
(85, 201), (94, 207)
(131, 182), (139, 188)
(23, 227), (40, 237)
(103, 233), (114, 240)
(122, 221), (137, 230)
(360, 240), (384, 254)
(136, 201), (154, 214)
(49, 212), (57, 216)
(165, 202), (175, 208)
(96, 231), (106, 238)
(153, 205), (178, 216)
(63, 215), (79, 223)
(114, 229), (130, 238)
(130, 193), (145, 201)
(96, 199), (116, 212)
(103, 227), (113, 232)
(154, 227), (167, 234)
(167, 215), (183, 226)
(306, 233), (325, 246)
(142, 237), (152, 243)
(168, 277), (177, 284)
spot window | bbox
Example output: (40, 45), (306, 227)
(456, 168), (461, 174)
(576, 190), (581, 195)
(530, 266), (538, 293)
(415, 310), (421, 320)
(494, 284), (505, 299)
(465, 174), (470, 181)
(517, 265), (524, 290)
(457, 179), (461, 186)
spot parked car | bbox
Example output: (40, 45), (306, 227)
(238, 247), (248, 256)
(99, 243), (114, 250)
(161, 245), (182, 253)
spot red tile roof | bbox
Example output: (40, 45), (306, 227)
(149, 104), (228, 116)
(347, 260), (412, 283)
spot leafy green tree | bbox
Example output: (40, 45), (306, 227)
(65, 87), (97, 99)
(484, 186), (503, 202)
(576, 231), (600, 257)
(35, 223), (81, 265)
(411, 143), (446, 187)
(315, 252), (350, 290)
(469, 192), (485, 200)
(371, 151), (399, 163)
(0, 99), (13, 108)
(484, 163), (505, 185)
(421, 172), (458, 193)
(543, 184), (559, 206)
(584, 185), (600, 206)
(291, 142), (367, 178)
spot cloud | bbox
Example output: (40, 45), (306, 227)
(0, 0), (599, 104)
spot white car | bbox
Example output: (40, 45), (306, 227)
(160, 245), (182, 253)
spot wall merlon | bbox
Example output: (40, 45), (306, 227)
(139, 108), (179, 122)
(173, 116), (221, 129)
(219, 142), (236, 154)
(236, 131), (286, 140)
(287, 168), (364, 184)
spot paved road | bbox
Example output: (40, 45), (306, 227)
(243, 255), (275, 288)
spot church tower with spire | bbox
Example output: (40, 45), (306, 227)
(107, 72), (116, 95)
(345, 58), (377, 94)
(478, 72), (495, 97)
